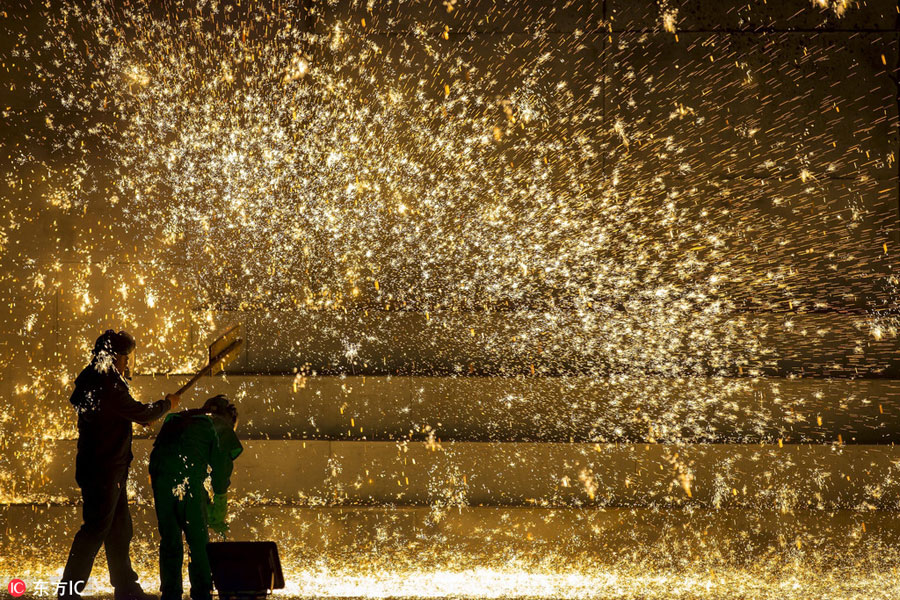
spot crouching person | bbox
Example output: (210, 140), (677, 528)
(149, 395), (243, 600)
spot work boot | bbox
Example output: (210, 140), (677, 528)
(114, 588), (159, 600)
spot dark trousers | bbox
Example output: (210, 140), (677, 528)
(151, 474), (212, 600)
(60, 467), (140, 598)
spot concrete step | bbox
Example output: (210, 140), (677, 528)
(188, 309), (900, 377)
(14, 440), (900, 510)
(3, 505), (899, 599)
(129, 375), (900, 444)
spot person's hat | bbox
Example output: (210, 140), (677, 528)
(93, 330), (136, 356)
(203, 394), (238, 425)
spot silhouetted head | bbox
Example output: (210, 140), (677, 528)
(203, 394), (238, 428)
(93, 330), (135, 356)
(92, 329), (135, 377)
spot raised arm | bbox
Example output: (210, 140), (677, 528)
(206, 415), (243, 534)
(209, 429), (236, 494)
(105, 380), (178, 425)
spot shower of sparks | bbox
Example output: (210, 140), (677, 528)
(0, 0), (899, 597)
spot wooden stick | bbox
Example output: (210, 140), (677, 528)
(174, 338), (243, 396)
(175, 362), (216, 396)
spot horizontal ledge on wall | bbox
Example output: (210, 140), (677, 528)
(17, 440), (900, 510)
(120, 375), (900, 445)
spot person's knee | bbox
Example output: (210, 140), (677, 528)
(103, 509), (134, 544)
(158, 517), (183, 541)
(184, 537), (210, 565)
(77, 514), (115, 542)
(80, 485), (120, 531)
(158, 519), (180, 536)
(183, 499), (209, 539)
(159, 532), (183, 552)
(184, 533), (209, 557)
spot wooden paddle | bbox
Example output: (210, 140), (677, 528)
(175, 325), (244, 396)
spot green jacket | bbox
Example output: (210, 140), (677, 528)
(149, 411), (243, 494)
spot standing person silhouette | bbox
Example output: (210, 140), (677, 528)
(59, 330), (180, 600)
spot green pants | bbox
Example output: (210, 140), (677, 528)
(151, 474), (211, 600)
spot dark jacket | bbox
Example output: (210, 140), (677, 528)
(70, 360), (171, 477)
(149, 411), (243, 494)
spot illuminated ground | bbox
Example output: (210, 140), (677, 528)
(5, 505), (900, 599)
